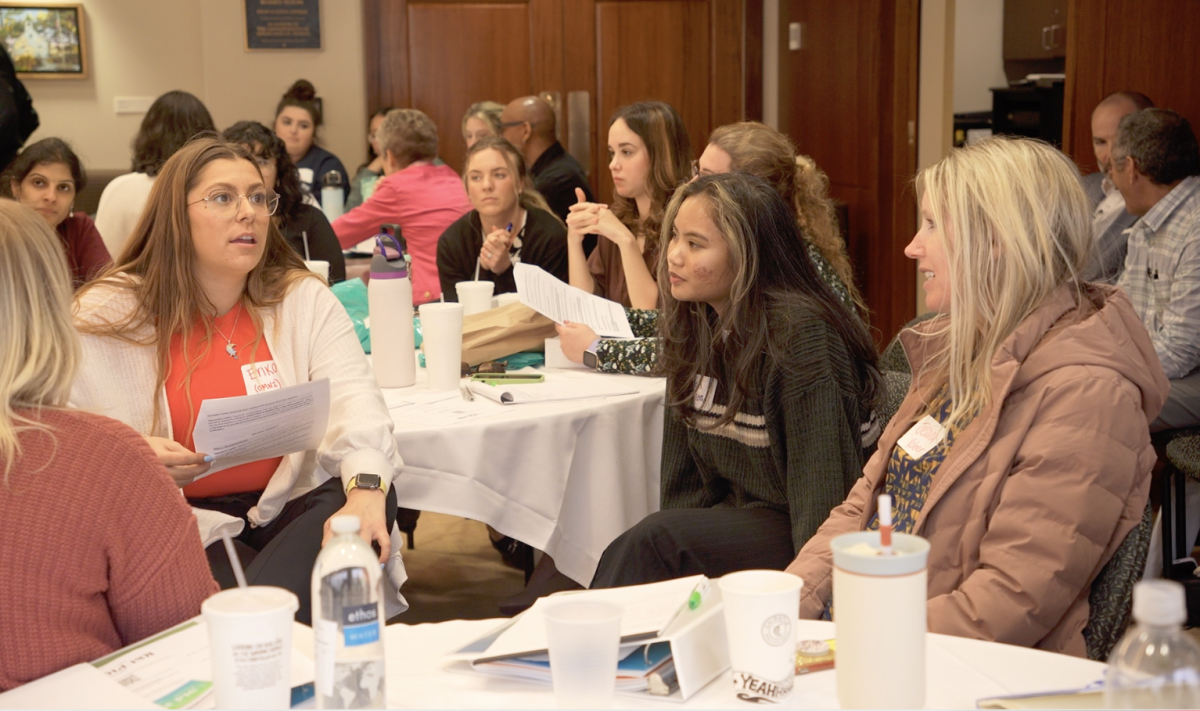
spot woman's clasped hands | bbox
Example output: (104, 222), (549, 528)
(566, 187), (636, 249)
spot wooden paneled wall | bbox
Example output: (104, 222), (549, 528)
(1065, 0), (1200, 174)
(777, 0), (920, 344)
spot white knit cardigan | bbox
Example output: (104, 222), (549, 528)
(71, 275), (408, 606)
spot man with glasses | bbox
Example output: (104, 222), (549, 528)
(500, 96), (596, 255)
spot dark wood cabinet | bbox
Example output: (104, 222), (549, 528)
(1004, 0), (1067, 60)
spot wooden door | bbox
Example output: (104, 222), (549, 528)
(363, 0), (750, 195)
(777, 0), (920, 343)
(362, 0), (565, 176)
(1064, 0), (1200, 174)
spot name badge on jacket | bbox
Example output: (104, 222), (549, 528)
(241, 360), (284, 394)
(693, 375), (717, 410)
(896, 415), (946, 459)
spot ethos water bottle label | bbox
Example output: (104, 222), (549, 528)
(733, 670), (794, 703)
(341, 603), (380, 646)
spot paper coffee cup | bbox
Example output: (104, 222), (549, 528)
(303, 260), (330, 281)
(718, 570), (802, 704)
(201, 586), (299, 710)
(831, 531), (930, 709)
(492, 292), (521, 309)
(456, 280), (495, 316)
(418, 302), (464, 391)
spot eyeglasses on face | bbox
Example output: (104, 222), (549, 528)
(498, 121), (527, 130)
(188, 190), (280, 219)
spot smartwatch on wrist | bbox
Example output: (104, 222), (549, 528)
(582, 338), (602, 370)
(346, 473), (383, 494)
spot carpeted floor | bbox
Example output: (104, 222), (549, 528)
(391, 512), (526, 625)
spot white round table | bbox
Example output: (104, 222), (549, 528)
(378, 359), (666, 586)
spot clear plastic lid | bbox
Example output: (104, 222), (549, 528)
(330, 515), (361, 535)
(1133, 579), (1187, 627)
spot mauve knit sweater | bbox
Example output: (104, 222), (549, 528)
(0, 408), (217, 691)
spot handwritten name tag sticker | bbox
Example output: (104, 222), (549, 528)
(241, 360), (284, 395)
(693, 375), (717, 410)
(896, 414), (946, 459)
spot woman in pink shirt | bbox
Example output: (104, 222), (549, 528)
(333, 109), (471, 303)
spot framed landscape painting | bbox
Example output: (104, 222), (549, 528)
(0, 4), (87, 79)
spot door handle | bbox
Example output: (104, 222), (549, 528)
(1041, 25), (1052, 50)
(1049, 24), (1062, 49)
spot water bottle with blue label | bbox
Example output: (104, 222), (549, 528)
(312, 515), (386, 708)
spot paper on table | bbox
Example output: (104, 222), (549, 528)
(473, 576), (706, 662)
(389, 394), (497, 428)
(466, 379), (637, 405)
(0, 663), (159, 710)
(192, 379), (331, 478)
(513, 263), (634, 338)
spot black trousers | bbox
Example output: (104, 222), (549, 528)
(590, 507), (796, 589)
(192, 478), (398, 625)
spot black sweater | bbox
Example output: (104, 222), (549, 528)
(436, 207), (568, 300)
(281, 204), (346, 283)
(660, 300), (870, 554)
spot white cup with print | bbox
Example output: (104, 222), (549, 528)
(544, 601), (622, 709)
(456, 280), (495, 316)
(202, 586), (299, 709)
(831, 531), (930, 709)
(718, 570), (803, 704)
(303, 260), (330, 281)
(418, 302), (464, 390)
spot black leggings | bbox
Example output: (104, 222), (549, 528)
(192, 478), (398, 625)
(590, 507), (796, 589)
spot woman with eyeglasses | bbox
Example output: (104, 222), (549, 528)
(71, 137), (405, 625)
(222, 121), (346, 282)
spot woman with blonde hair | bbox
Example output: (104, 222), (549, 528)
(437, 136), (567, 296)
(72, 137), (404, 625)
(568, 101), (692, 309)
(0, 200), (215, 690)
(462, 101), (504, 149)
(786, 136), (1169, 657)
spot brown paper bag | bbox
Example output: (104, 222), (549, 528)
(459, 302), (557, 366)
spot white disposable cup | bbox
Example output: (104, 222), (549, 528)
(543, 601), (622, 709)
(492, 292), (521, 309)
(418, 302), (464, 391)
(201, 586), (299, 710)
(831, 531), (931, 709)
(456, 280), (495, 316)
(718, 570), (803, 704)
(303, 260), (330, 280)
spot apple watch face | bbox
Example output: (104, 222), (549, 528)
(356, 473), (382, 489)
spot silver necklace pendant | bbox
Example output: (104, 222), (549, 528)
(225, 341), (238, 360)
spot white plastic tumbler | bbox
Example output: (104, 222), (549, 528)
(417, 302), (464, 391)
(718, 570), (803, 704)
(543, 601), (622, 709)
(831, 531), (931, 709)
(201, 586), (299, 709)
(455, 280), (495, 316)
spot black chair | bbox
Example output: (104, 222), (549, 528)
(1159, 428), (1200, 625)
(1084, 502), (1153, 661)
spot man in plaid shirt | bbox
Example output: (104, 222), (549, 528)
(1113, 108), (1200, 430)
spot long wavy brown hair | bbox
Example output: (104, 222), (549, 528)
(708, 122), (865, 314)
(74, 137), (316, 432)
(657, 173), (880, 430)
(608, 101), (692, 256)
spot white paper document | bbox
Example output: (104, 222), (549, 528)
(192, 378), (331, 477)
(0, 663), (159, 710)
(514, 263), (635, 338)
(470, 576), (706, 661)
(466, 379), (637, 405)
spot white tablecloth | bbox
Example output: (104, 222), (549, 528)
(380, 362), (666, 586)
(291, 618), (1106, 709)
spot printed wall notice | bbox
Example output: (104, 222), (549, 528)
(245, 0), (321, 50)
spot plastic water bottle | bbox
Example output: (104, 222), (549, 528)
(367, 225), (415, 388)
(312, 515), (386, 709)
(321, 170), (345, 223)
(1104, 579), (1200, 708)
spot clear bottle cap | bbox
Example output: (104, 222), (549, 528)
(330, 515), (361, 535)
(1133, 579), (1187, 627)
